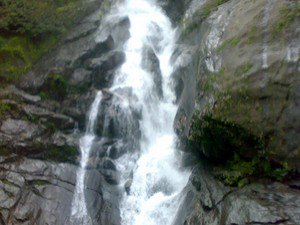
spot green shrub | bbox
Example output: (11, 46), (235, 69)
(188, 114), (264, 163)
(0, 0), (86, 81)
(0, 35), (59, 80)
(0, 0), (82, 37)
(46, 145), (78, 164)
(189, 112), (294, 187)
(42, 73), (68, 100)
(0, 101), (11, 117)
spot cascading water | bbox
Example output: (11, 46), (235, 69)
(69, 0), (189, 224)
(70, 91), (103, 224)
(111, 0), (190, 224)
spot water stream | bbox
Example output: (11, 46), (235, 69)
(112, 1), (190, 225)
(70, 91), (103, 225)
(70, 0), (190, 224)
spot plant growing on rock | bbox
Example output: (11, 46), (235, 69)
(188, 112), (294, 187)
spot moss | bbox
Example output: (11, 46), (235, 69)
(3, 189), (14, 198)
(38, 91), (49, 101)
(0, 35), (59, 81)
(214, 154), (293, 187)
(0, 0), (83, 37)
(0, 0), (96, 83)
(216, 37), (240, 54)
(189, 114), (264, 163)
(273, 2), (300, 36)
(30, 179), (50, 186)
(41, 73), (68, 100)
(246, 26), (257, 44)
(45, 145), (78, 164)
(0, 101), (12, 117)
(42, 120), (56, 132)
(180, 0), (230, 38)
(201, 0), (231, 19)
(235, 63), (252, 76)
(0, 147), (10, 156)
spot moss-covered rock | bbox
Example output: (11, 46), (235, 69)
(189, 114), (264, 163)
(177, 0), (300, 171)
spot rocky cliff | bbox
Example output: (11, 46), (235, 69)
(0, 0), (299, 224)
(0, 1), (129, 224)
(166, 0), (300, 224)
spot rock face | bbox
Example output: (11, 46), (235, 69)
(0, 0), (299, 224)
(174, 165), (300, 225)
(162, 0), (300, 224)
(172, 0), (300, 170)
(0, 1), (130, 224)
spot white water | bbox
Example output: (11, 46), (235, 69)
(70, 91), (103, 224)
(111, 0), (190, 225)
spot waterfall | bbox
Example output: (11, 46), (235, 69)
(112, 0), (190, 225)
(69, 0), (189, 224)
(70, 91), (103, 224)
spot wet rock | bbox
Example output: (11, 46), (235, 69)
(142, 46), (163, 98)
(102, 158), (117, 171)
(87, 51), (126, 89)
(174, 166), (300, 225)
(69, 68), (92, 87)
(124, 179), (133, 195)
(100, 169), (120, 185)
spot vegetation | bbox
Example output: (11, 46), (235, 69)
(181, 0), (230, 37)
(189, 114), (264, 163)
(0, 0), (89, 82)
(41, 73), (68, 100)
(273, 2), (300, 35)
(0, 147), (10, 156)
(201, 0), (231, 20)
(246, 26), (257, 44)
(216, 37), (240, 54)
(0, 35), (59, 80)
(45, 145), (78, 164)
(30, 179), (51, 186)
(0, 0), (83, 37)
(189, 113), (293, 187)
(0, 101), (11, 117)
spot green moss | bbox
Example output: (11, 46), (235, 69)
(30, 179), (50, 186)
(0, 0), (83, 37)
(201, 68), (225, 94)
(246, 26), (257, 44)
(235, 63), (252, 76)
(201, 0), (231, 19)
(214, 154), (293, 187)
(38, 91), (49, 101)
(0, 147), (10, 156)
(216, 37), (240, 54)
(0, 35), (59, 81)
(0, 101), (11, 116)
(45, 145), (78, 164)
(273, 3), (300, 35)
(0, 0), (95, 82)
(189, 114), (264, 163)
(180, 0), (230, 38)
(3, 189), (14, 198)
(41, 73), (68, 100)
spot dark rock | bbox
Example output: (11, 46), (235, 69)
(142, 46), (163, 98)
(87, 51), (126, 89)
(124, 179), (133, 195)
(100, 169), (120, 185)
(69, 68), (92, 87)
(102, 158), (117, 171)
(174, 166), (300, 225)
